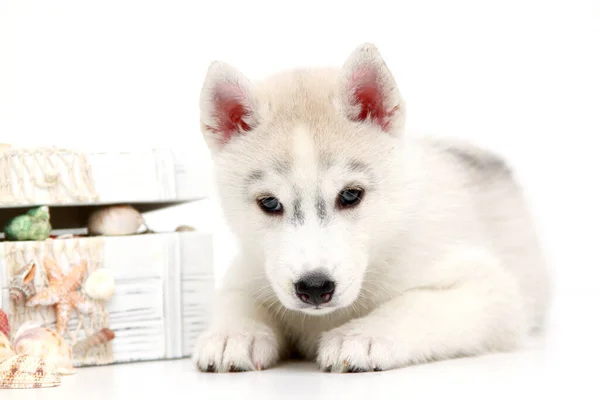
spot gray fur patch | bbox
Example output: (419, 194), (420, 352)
(273, 159), (291, 175)
(245, 170), (265, 183)
(348, 159), (370, 173)
(292, 197), (305, 226)
(291, 186), (305, 226)
(315, 189), (328, 223)
(444, 146), (511, 175)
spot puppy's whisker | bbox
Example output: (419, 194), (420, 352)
(251, 285), (274, 298)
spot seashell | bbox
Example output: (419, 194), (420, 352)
(175, 225), (196, 232)
(87, 205), (146, 236)
(73, 328), (115, 355)
(4, 206), (52, 241)
(0, 332), (16, 360)
(9, 261), (37, 304)
(13, 321), (44, 340)
(13, 326), (75, 375)
(84, 268), (116, 300)
(0, 310), (9, 338)
(0, 355), (61, 389)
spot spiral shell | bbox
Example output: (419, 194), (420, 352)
(73, 328), (115, 355)
(9, 261), (37, 304)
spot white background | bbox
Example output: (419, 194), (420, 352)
(1, 0), (599, 327)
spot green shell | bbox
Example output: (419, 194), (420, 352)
(4, 206), (52, 241)
(27, 206), (50, 221)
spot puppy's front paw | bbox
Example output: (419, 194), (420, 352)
(192, 321), (281, 373)
(317, 322), (396, 373)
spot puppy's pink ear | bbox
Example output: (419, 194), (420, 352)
(200, 62), (261, 150)
(339, 44), (405, 135)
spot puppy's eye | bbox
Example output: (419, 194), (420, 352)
(337, 188), (363, 208)
(258, 196), (283, 214)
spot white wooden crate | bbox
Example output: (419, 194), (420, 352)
(0, 145), (215, 367)
(0, 231), (214, 365)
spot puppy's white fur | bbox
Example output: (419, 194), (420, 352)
(193, 43), (551, 373)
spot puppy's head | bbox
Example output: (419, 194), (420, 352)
(200, 44), (406, 315)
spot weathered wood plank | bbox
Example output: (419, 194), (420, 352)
(179, 232), (214, 355)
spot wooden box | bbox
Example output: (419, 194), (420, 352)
(0, 146), (214, 366)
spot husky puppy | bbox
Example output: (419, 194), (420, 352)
(192, 43), (550, 373)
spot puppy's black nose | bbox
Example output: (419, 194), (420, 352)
(294, 273), (335, 306)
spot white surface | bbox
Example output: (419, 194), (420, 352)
(1, 292), (597, 399)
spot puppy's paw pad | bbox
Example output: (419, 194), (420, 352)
(347, 365), (370, 373)
(228, 365), (249, 373)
